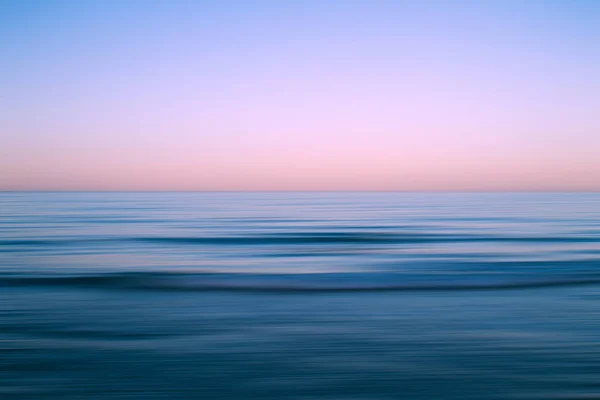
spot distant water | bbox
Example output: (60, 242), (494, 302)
(2, 192), (600, 399)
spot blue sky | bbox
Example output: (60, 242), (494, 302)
(2, 0), (599, 190)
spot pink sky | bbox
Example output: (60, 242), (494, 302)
(2, 1), (599, 191)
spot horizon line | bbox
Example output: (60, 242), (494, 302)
(1, 190), (599, 194)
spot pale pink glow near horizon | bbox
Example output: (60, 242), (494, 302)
(2, 1), (599, 191)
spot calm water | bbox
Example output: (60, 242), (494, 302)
(2, 192), (600, 399)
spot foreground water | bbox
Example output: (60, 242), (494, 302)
(2, 192), (600, 399)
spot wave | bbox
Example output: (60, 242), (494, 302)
(135, 235), (600, 245)
(3, 271), (600, 292)
(2, 232), (599, 247)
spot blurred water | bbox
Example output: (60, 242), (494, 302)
(2, 192), (600, 399)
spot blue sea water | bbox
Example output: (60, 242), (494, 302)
(2, 192), (600, 399)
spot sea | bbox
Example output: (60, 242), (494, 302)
(2, 192), (600, 399)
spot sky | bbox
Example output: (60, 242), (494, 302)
(1, 0), (599, 191)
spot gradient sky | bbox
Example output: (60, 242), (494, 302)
(1, 0), (599, 191)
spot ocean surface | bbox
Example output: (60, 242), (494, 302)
(2, 192), (600, 399)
